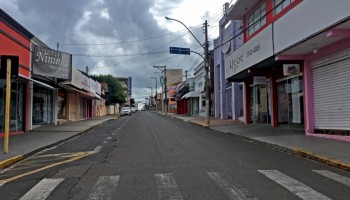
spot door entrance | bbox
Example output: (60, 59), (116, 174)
(277, 76), (304, 128)
(250, 84), (269, 123)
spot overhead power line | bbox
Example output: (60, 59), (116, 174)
(61, 25), (201, 46)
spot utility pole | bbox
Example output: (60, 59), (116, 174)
(150, 77), (158, 111)
(153, 65), (167, 115)
(165, 17), (210, 124)
(204, 20), (210, 125)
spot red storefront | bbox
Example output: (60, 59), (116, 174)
(0, 9), (33, 136)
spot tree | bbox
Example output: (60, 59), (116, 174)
(90, 74), (127, 105)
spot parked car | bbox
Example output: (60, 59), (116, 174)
(120, 107), (131, 116)
(130, 107), (136, 113)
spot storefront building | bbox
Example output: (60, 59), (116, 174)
(31, 43), (72, 125)
(0, 9), (33, 135)
(29, 37), (57, 129)
(214, 11), (244, 120)
(225, 0), (350, 140)
(193, 62), (206, 117)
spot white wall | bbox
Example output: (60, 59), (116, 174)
(274, 0), (350, 53)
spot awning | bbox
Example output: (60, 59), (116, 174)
(19, 74), (55, 90)
(181, 91), (200, 99)
(88, 91), (102, 100)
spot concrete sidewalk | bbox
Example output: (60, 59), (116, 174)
(165, 112), (350, 172)
(0, 115), (116, 168)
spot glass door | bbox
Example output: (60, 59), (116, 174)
(277, 76), (304, 128)
(250, 84), (269, 123)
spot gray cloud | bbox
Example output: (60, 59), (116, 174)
(1, 0), (211, 101)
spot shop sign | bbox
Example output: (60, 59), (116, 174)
(283, 64), (300, 76)
(0, 55), (19, 79)
(70, 68), (89, 91)
(225, 25), (273, 79)
(166, 69), (183, 85)
(32, 45), (72, 80)
(95, 82), (101, 95)
(253, 76), (267, 85)
(89, 78), (96, 92)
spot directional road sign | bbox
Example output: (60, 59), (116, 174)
(169, 47), (190, 55)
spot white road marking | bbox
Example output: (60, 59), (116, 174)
(106, 136), (112, 140)
(207, 172), (258, 200)
(19, 178), (64, 200)
(258, 170), (331, 200)
(103, 141), (108, 144)
(87, 176), (120, 200)
(313, 170), (350, 188)
(155, 173), (183, 200)
(91, 146), (102, 153)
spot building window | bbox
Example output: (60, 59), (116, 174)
(274, 0), (295, 15)
(247, 2), (266, 37)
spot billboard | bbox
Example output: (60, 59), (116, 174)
(32, 45), (72, 80)
(166, 69), (182, 86)
(70, 68), (89, 91)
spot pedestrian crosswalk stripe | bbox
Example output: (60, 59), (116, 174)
(313, 170), (350, 188)
(19, 178), (64, 200)
(207, 172), (258, 200)
(155, 173), (183, 200)
(87, 176), (120, 200)
(258, 170), (331, 200)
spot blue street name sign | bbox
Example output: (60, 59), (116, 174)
(169, 47), (190, 55)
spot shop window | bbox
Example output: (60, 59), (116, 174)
(247, 2), (266, 37)
(0, 81), (25, 133)
(274, 0), (295, 16)
(57, 89), (66, 119)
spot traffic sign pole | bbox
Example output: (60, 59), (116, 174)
(4, 59), (11, 154)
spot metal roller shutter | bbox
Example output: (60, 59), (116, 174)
(312, 57), (350, 130)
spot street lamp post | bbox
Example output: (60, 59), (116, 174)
(145, 87), (153, 110)
(150, 77), (158, 111)
(153, 65), (167, 115)
(165, 17), (210, 125)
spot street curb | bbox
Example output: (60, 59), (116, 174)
(180, 118), (350, 172)
(0, 118), (115, 169)
(292, 149), (350, 172)
(0, 155), (23, 169)
(188, 121), (210, 129)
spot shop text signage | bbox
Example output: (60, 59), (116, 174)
(225, 25), (274, 79)
(32, 45), (72, 80)
(70, 68), (89, 91)
(253, 76), (267, 85)
(166, 69), (183, 85)
(283, 64), (300, 76)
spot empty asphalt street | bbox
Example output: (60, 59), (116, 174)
(1, 111), (350, 200)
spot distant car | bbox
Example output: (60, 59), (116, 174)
(130, 107), (136, 113)
(141, 107), (146, 111)
(120, 107), (131, 116)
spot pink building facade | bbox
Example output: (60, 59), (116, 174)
(225, 0), (350, 141)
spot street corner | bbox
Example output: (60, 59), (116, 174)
(0, 155), (23, 169)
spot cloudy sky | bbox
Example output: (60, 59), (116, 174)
(1, 0), (235, 101)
